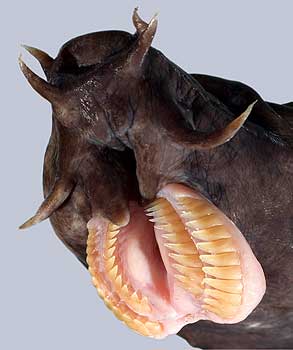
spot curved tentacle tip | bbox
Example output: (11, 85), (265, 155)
(19, 215), (40, 230)
(228, 100), (258, 132)
(242, 99), (258, 121)
(132, 7), (159, 31)
(20, 44), (40, 60)
(218, 99), (258, 145)
(18, 53), (23, 67)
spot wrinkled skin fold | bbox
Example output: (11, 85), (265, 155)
(19, 8), (293, 349)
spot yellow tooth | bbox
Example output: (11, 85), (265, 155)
(186, 214), (224, 230)
(191, 225), (231, 241)
(155, 223), (185, 233)
(131, 318), (150, 336)
(149, 216), (181, 224)
(205, 288), (242, 306)
(130, 291), (140, 304)
(181, 205), (215, 220)
(123, 312), (134, 324)
(175, 273), (204, 285)
(202, 303), (237, 318)
(196, 238), (236, 254)
(202, 266), (242, 279)
(105, 256), (116, 270)
(145, 321), (163, 336)
(96, 287), (106, 299)
(204, 298), (239, 314)
(173, 264), (204, 279)
(169, 253), (202, 267)
(111, 304), (125, 321)
(108, 223), (121, 231)
(108, 230), (120, 239)
(113, 274), (122, 289)
(149, 207), (176, 217)
(103, 246), (116, 259)
(108, 265), (118, 280)
(178, 282), (203, 295)
(200, 252), (240, 266)
(145, 198), (167, 211)
(105, 237), (118, 249)
(203, 278), (243, 293)
(121, 284), (129, 298)
(129, 295), (152, 314)
(165, 242), (196, 254)
(162, 233), (191, 243)
(114, 303), (133, 323)
(141, 296), (152, 313)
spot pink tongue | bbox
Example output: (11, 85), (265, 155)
(87, 183), (266, 338)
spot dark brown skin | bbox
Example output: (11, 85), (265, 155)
(19, 11), (293, 349)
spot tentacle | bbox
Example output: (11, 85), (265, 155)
(22, 45), (54, 77)
(125, 11), (158, 72)
(132, 7), (148, 34)
(19, 178), (74, 229)
(193, 73), (293, 146)
(165, 101), (257, 150)
(19, 54), (60, 103)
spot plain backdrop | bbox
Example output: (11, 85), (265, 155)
(2, 1), (293, 349)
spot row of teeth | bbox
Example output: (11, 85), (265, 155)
(103, 223), (152, 315)
(87, 228), (163, 337)
(146, 197), (243, 318)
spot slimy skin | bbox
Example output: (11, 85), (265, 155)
(19, 8), (293, 349)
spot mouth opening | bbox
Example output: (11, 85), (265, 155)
(86, 183), (266, 338)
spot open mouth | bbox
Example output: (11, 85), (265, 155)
(86, 183), (266, 338)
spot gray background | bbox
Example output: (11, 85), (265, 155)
(2, 0), (292, 349)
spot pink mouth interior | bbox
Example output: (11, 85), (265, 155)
(87, 184), (266, 338)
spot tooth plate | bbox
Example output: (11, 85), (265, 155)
(149, 207), (178, 218)
(177, 282), (203, 296)
(180, 204), (215, 220)
(200, 252), (240, 266)
(169, 253), (202, 267)
(202, 266), (242, 279)
(145, 198), (169, 212)
(103, 246), (116, 259)
(165, 242), (196, 254)
(204, 297), (239, 312)
(105, 237), (118, 249)
(175, 273), (204, 286)
(204, 288), (241, 306)
(162, 233), (191, 243)
(186, 214), (224, 230)
(196, 238), (236, 254)
(173, 263), (204, 278)
(203, 278), (243, 294)
(191, 225), (231, 241)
